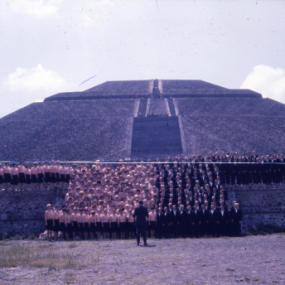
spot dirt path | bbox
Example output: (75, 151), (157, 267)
(0, 234), (285, 284)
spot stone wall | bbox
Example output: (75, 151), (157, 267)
(227, 187), (285, 232)
(0, 189), (65, 236)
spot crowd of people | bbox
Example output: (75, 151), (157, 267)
(1, 150), (284, 192)
(2, 150), (284, 240)
(44, 151), (266, 241)
(0, 162), (72, 191)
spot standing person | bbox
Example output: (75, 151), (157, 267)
(3, 163), (11, 191)
(18, 162), (26, 191)
(219, 204), (228, 236)
(50, 162), (56, 189)
(156, 207), (164, 239)
(179, 205), (187, 238)
(187, 205), (194, 238)
(233, 202), (243, 236)
(71, 208), (79, 240)
(0, 164), (4, 190)
(65, 164), (72, 186)
(193, 204), (201, 238)
(95, 209), (102, 240)
(60, 164), (66, 189)
(44, 162), (51, 190)
(83, 208), (90, 240)
(200, 204), (210, 237)
(10, 164), (19, 191)
(55, 162), (61, 189)
(209, 204), (218, 237)
(77, 209), (84, 240)
(53, 205), (61, 241)
(59, 209), (66, 240)
(133, 200), (149, 246)
(45, 204), (54, 242)
(118, 209), (127, 239)
(89, 211), (96, 240)
(37, 162), (44, 190)
(65, 209), (72, 241)
(148, 207), (157, 238)
(226, 202), (235, 237)
(109, 208), (118, 240)
(128, 207), (135, 239)
(172, 205), (180, 238)
(25, 165), (31, 190)
(101, 208), (110, 239)
(31, 163), (38, 190)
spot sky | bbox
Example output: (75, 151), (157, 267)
(0, 0), (285, 118)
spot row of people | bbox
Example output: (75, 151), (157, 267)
(2, 151), (284, 191)
(167, 151), (285, 185)
(0, 162), (72, 190)
(45, 201), (242, 241)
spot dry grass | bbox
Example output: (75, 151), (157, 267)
(0, 236), (284, 284)
(0, 242), (77, 269)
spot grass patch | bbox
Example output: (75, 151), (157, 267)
(64, 272), (76, 283)
(0, 232), (39, 241)
(226, 268), (235, 272)
(0, 243), (78, 269)
(0, 242), (12, 246)
(68, 244), (78, 249)
(39, 244), (54, 249)
(246, 224), (285, 236)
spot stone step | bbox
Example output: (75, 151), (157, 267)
(131, 116), (183, 159)
(168, 98), (176, 116)
(148, 98), (168, 116)
(138, 98), (148, 117)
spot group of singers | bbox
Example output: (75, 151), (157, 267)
(45, 201), (242, 241)
(44, 153), (246, 240)
(0, 162), (72, 190)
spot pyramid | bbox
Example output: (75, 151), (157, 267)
(0, 79), (284, 162)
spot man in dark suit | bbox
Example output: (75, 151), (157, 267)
(179, 205), (187, 238)
(233, 202), (243, 236)
(172, 205), (180, 238)
(209, 204), (218, 237)
(226, 202), (235, 237)
(219, 203), (228, 236)
(186, 205), (193, 237)
(156, 207), (164, 239)
(200, 204), (210, 236)
(162, 206), (170, 238)
(193, 205), (201, 237)
(133, 200), (149, 246)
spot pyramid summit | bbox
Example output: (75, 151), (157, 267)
(0, 79), (284, 162)
(44, 79), (261, 101)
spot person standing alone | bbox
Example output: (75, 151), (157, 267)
(133, 200), (149, 246)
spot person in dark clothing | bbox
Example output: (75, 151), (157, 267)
(179, 205), (187, 238)
(133, 200), (149, 246)
(233, 202), (243, 236)
(187, 205), (195, 238)
(156, 207), (164, 239)
(226, 202), (235, 237)
(219, 204), (228, 236)
(162, 206), (170, 238)
(192, 205), (201, 237)
(200, 204), (210, 236)
(209, 204), (218, 237)
(172, 205), (180, 238)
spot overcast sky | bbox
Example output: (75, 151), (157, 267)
(0, 0), (285, 118)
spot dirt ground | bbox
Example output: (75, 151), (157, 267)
(0, 234), (285, 285)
